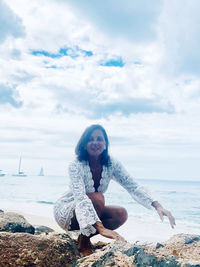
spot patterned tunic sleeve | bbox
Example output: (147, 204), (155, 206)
(69, 160), (100, 236)
(111, 158), (155, 210)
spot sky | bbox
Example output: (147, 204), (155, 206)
(0, 0), (200, 180)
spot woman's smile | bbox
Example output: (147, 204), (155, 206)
(86, 129), (106, 157)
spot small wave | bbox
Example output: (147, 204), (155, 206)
(166, 191), (177, 194)
(37, 201), (54, 205)
(193, 206), (200, 210)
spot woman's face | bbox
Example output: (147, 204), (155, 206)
(86, 129), (106, 158)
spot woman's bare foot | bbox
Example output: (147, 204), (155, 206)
(77, 234), (93, 256)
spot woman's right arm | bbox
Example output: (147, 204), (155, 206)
(69, 161), (100, 236)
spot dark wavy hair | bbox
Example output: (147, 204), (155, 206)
(75, 124), (110, 166)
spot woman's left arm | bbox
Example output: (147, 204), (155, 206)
(152, 201), (176, 228)
(111, 157), (176, 228)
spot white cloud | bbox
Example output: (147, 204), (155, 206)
(0, 0), (25, 43)
(64, 0), (163, 42)
(0, 0), (200, 179)
(0, 83), (22, 107)
(158, 0), (200, 75)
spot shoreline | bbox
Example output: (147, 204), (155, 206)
(3, 208), (200, 245)
(3, 209), (112, 244)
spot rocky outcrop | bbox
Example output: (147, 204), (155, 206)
(0, 232), (80, 267)
(142, 234), (200, 267)
(1, 232), (199, 267)
(0, 212), (199, 266)
(0, 212), (35, 234)
(77, 234), (200, 267)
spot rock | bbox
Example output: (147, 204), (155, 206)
(34, 225), (54, 235)
(0, 212), (35, 234)
(78, 234), (200, 267)
(0, 213), (199, 267)
(142, 234), (200, 267)
(0, 232), (80, 267)
(76, 241), (135, 267)
(124, 246), (180, 266)
(185, 236), (200, 244)
(156, 242), (165, 249)
(0, 209), (4, 213)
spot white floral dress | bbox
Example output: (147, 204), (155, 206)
(53, 157), (155, 236)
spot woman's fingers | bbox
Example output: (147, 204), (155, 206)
(100, 228), (126, 242)
(157, 208), (176, 228)
(113, 231), (126, 242)
(164, 210), (176, 228)
(167, 212), (176, 228)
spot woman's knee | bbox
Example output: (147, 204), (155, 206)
(118, 207), (128, 223)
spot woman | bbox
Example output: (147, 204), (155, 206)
(54, 125), (175, 256)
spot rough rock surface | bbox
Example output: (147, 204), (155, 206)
(76, 241), (135, 267)
(0, 232), (80, 267)
(77, 234), (200, 267)
(0, 212), (35, 234)
(0, 212), (199, 266)
(144, 234), (200, 266)
(34, 225), (54, 235)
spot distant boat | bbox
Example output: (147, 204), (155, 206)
(38, 167), (44, 176)
(0, 170), (6, 177)
(12, 157), (27, 177)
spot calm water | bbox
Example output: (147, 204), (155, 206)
(0, 175), (199, 228)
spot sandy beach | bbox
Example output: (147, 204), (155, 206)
(3, 208), (200, 245)
(3, 209), (113, 244)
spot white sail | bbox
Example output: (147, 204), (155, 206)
(12, 157), (27, 177)
(38, 167), (44, 176)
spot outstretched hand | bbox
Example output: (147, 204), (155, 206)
(95, 221), (125, 242)
(100, 228), (125, 242)
(152, 201), (176, 228)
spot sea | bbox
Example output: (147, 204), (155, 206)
(0, 175), (199, 243)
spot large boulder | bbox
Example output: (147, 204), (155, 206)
(0, 212), (35, 234)
(77, 234), (200, 267)
(0, 232), (80, 267)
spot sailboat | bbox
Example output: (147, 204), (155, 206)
(12, 157), (27, 177)
(0, 170), (6, 177)
(38, 167), (44, 176)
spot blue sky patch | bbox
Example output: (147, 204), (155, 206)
(31, 46), (93, 59)
(100, 57), (124, 67)
(31, 50), (60, 58)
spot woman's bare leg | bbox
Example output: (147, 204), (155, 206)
(69, 193), (127, 256)
(101, 205), (128, 230)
